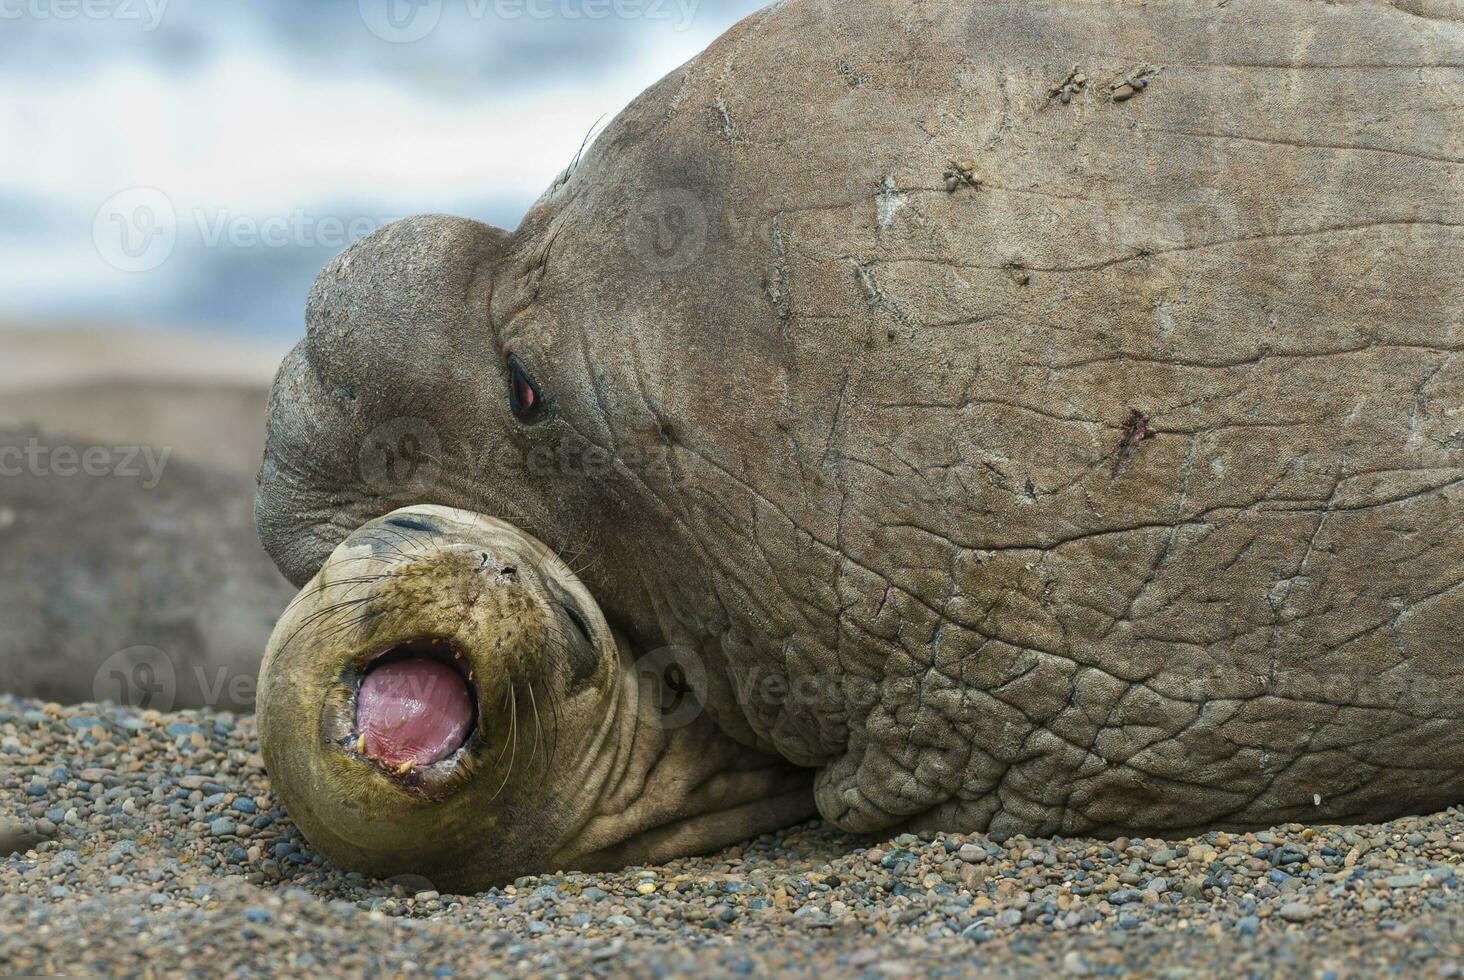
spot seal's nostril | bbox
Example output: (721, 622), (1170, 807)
(501, 565), (517, 579)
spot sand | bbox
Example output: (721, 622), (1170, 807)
(3, 696), (1463, 977)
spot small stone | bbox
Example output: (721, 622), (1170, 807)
(1279, 902), (1313, 923)
(1111, 82), (1136, 102)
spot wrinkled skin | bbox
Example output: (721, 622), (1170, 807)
(258, 0), (1464, 849)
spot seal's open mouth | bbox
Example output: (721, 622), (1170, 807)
(354, 639), (477, 772)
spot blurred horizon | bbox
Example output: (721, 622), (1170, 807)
(1, 0), (768, 344)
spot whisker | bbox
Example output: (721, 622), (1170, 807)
(489, 685), (514, 768)
(277, 596), (376, 655)
(373, 526), (430, 555)
(335, 554), (411, 568)
(526, 680), (544, 783)
(487, 683), (518, 804)
(542, 678), (563, 791)
(283, 574), (390, 613)
(310, 607), (386, 649)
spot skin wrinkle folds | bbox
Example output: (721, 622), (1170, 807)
(253, 0), (1464, 848)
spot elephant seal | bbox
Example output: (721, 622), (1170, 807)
(257, 0), (1464, 866)
(256, 505), (812, 889)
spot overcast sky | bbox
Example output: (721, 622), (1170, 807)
(0, 0), (768, 339)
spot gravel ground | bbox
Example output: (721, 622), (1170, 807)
(3, 696), (1464, 977)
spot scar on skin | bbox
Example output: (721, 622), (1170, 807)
(1112, 408), (1154, 477)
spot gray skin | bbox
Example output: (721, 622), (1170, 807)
(257, 0), (1464, 852)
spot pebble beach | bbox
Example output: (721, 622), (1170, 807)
(3, 695), (1464, 978)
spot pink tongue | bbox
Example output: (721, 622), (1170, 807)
(356, 658), (474, 769)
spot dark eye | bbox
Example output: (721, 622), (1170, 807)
(560, 600), (592, 645)
(507, 354), (544, 422)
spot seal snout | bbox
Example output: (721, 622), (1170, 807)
(353, 639), (478, 775)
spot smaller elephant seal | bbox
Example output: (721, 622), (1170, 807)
(257, 505), (813, 890)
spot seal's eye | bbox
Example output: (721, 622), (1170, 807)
(508, 354), (544, 423)
(561, 601), (592, 645)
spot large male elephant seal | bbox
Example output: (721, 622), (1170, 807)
(257, 0), (1464, 861)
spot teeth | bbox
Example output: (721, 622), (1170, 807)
(467, 670), (475, 682)
(394, 760), (415, 777)
(454, 650), (462, 660)
(355, 733), (366, 755)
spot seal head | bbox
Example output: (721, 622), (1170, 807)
(257, 505), (813, 890)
